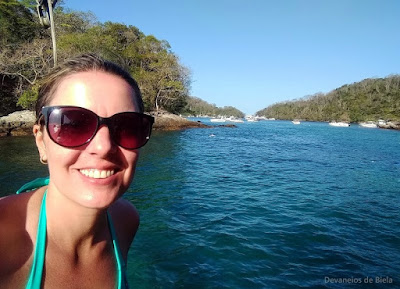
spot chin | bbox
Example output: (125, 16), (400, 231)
(78, 191), (120, 209)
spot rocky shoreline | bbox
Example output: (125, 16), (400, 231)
(0, 110), (211, 137)
(375, 120), (400, 130)
(1, 110), (398, 137)
(149, 111), (209, 131)
(0, 111), (36, 136)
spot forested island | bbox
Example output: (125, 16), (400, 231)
(256, 76), (400, 123)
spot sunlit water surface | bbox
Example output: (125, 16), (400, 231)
(1, 120), (399, 288)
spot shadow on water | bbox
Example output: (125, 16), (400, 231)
(0, 136), (48, 196)
(125, 130), (193, 287)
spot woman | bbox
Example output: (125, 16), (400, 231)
(0, 54), (154, 288)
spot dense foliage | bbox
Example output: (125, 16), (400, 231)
(184, 96), (245, 118)
(256, 76), (400, 122)
(0, 0), (190, 115)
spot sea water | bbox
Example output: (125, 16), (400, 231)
(0, 120), (399, 288)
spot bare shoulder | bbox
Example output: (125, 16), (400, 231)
(109, 198), (140, 227)
(0, 193), (31, 238)
(109, 198), (140, 259)
(0, 193), (33, 280)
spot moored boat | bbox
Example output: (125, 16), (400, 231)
(245, 115), (258, 122)
(226, 117), (244, 123)
(329, 121), (350, 127)
(359, 122), (378, 128)
(210, 118), (226, 123)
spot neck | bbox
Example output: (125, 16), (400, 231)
(44, 184), (110, 254)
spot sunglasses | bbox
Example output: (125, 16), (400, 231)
(39, 106), (154, 150)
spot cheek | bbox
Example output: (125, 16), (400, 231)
(122, 151), (140, 181)
(128, 152), (140, 172)
(46, 142), (80, 172)
(43, 130), (79, 160)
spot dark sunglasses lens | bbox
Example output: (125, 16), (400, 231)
(112, 113), (151, 149)
(47, 108), (98, 147)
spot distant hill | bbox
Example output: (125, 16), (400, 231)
(184, 96), (245, 118)
(256, 75), (400, 122)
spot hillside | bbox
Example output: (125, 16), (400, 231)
(256, 75), (400, 122)
(0, 1), (190, 116)
(184, 96), (245, 118)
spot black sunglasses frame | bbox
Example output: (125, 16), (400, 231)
(39, 106), (154, 150)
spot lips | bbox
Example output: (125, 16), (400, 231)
(79, 169), (115, 179)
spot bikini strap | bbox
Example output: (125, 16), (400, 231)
(16, 178), (128, 288)
(15, 178), (49, 289)
(16, 177), (50, 194)
(25, 190), (47, 289)
(107, 211), (128, 289)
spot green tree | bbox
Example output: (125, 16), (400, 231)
(1, 2), (192, 114)
(184, 96), (244, 118)
(0, 0), (39, 46)
(0, 0), (46, 114)
(256, 76), (400, 122)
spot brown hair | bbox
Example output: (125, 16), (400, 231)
(35, 53), (144, 118)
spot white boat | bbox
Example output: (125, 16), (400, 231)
(245, 115), (258, 122)
(292, 120), (300, 125)
(229, 119), (244, 123)
(210, 118), (226, 123)
(329, 121), (350, 127)
(246, 118), (257, 122)
(359, 122), (377, 128)
(378, 119), (387, 126)
(226, 117), (244, 123)
(255, 116), (267, 121)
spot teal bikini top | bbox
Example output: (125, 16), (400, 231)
(16, 178), (129, 289)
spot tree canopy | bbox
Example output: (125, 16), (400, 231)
(0, 0), (191, 115)
(256, 75), (400, 122)
(184, 96), (245, 118)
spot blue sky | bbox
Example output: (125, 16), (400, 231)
(64, 0), (400, 115)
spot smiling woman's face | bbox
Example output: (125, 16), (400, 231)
(36, 70), (140, 209)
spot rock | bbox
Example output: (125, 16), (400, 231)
(0, 110), (239, 137)
(387, 121), (400, 130)
(151, 111), (208, 131)
(0, 110), (36, 136)
(217, 124), (237, 128)
(377, 121), (400, 130)
(0, 110), (209, 136)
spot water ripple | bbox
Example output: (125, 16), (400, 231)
(2, 122), (399, 288)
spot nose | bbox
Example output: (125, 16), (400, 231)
(86, 124), (117, 155)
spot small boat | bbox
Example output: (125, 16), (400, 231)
(230, 119), (244, 123)
(210, 118), (226, 123)
(255, 116), (267, 121)
(245, 116), (258, 122)
(359, 122), (377, 128)
(292, 120), (300, 125)
(226, 117), (244, 123)
(378, 119), (387, 126)
(329, 121), (350, 127)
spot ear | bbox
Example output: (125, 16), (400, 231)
(33, 124), (47, 162)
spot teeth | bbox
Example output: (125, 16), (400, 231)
(80, 169), (115, 179)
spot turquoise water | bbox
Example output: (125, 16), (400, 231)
(1, 120), (399, 288)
